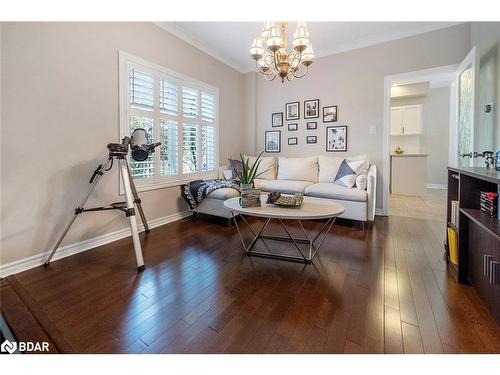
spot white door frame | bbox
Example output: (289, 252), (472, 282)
(382, 64), (458, 216)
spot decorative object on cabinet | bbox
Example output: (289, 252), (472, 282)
(326, 125), (347, 152)
(304, 99), (319, 119)
(265, 131), (281, 153)
(323, 105), (337, 123)
(306, 136), (317, 144)
(306, 121), (317, 130)
(272, 112), (283, 127)
(288, 123), (298, 131)
(285, 102), (300, 121)
(394, 146), (404, 155)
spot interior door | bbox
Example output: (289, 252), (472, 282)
(455, 47), (479, 167)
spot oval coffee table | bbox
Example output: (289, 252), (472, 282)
(224, 195), (344, 263)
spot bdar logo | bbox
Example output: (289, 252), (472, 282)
(1, 339), (17, 354)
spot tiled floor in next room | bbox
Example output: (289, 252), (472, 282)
(389, 189), (447, 221)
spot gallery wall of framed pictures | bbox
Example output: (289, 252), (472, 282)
(267, 99), (348, 153)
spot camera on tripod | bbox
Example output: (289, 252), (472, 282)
(45, 128), (161, 272)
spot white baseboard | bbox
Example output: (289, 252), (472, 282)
(427, 183), (447, 190)
(375, 208), (386, 216)
(0, 210), (192, 278)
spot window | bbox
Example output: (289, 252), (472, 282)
(119, 52), (219, 191)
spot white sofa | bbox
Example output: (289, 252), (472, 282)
(193, 154), (377, 224)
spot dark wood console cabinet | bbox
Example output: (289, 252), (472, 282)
(446, 167), (500, 325)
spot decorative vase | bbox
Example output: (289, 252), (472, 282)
(240, 183), (253, 193)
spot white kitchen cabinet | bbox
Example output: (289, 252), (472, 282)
(390, 104), (422, 135)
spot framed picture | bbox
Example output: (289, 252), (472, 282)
(304, 99), (319, 119)
(306, 121), (317, 130)
(272, 112), (283, 127)
(285, 101), (300, 121)
(323, 106), (338, 122)
(265, 130), (281, 153)
(306, 136), (317, 144)
(288, 137), (298, 145)
(326, 126), (347, 152)
(288, 123), (298, 131)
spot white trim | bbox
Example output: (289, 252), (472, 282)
(427, 183), (448, 190)
(0, 211), (192, 278)
(382, 64), (458, 217)
(375, 208), (386, 216)
(153, 22), (247, 73)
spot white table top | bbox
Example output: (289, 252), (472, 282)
(224, 195), (345, 220)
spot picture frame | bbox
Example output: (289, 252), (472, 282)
(285, 101), (300, 121)
(326, 126), (347, 152)
(271, 112), (283, 127)
(265, 130), (281, 153)
(288, 123), (298, 131)
(306, 121), (317, 130)
(323, 105), (338, 123)
(304, 99), (319, 119)
(288, 137), (298, 145)
(306, 136), (317, 144)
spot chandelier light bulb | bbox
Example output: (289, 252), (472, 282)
(266, 25), (282, 52)
(302, 44), (315, 65)
(249, 37), (264, 60)
(293, 22), (309, 52)
(261, 21), (274, 40)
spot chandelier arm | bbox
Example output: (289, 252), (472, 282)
(288, 50), (302, 72)
(291, 63), (309, 79)
(255, 60), (275, 77)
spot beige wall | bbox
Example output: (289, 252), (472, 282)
(391, 87), (451, 186)
(253, 24), (471, 209)
(0, 22), (248, 265)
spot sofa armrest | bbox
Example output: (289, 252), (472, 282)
(367, 164), (377, 221)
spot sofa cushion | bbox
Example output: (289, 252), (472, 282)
(257, 179), (313, 194)
(244, 155), (276, 180)
(318, 154), (370, 182)
(305, 183), (367, 202)
(277, 156), (318, 182)
(206, 187), (240, 200)
(334, 159), (365, 188)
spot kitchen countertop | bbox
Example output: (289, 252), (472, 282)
(390, 153), (429, 157)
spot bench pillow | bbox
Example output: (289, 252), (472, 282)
(277, 156), (318, 182)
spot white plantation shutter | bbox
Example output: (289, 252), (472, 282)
(160, 79), (178, 116)
(129, 69), (154, 111)
(121, 53), (218, 188)
(182, 87), (198, 119)
(201, 92), (216, 123)
(182, 124), (198, 174)
(202, 126), (216, 172)
(160, 120), (178, 176)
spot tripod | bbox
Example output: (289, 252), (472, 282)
(44, 155), (148, 271)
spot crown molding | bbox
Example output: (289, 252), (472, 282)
(154, 22), (248, 73)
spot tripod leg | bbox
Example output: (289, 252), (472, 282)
(120, 159), (145, 271)
(125, 160), (150, 232)
(44, 158), (112, 266)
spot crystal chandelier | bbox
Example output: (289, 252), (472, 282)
(250, 21), (314, 82)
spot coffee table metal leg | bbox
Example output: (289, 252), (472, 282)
(231, 213), (336, 263)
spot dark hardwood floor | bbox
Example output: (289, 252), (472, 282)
(3, 213), (500, 353)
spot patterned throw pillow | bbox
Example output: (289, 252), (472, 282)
(228, 158), (242, 179)
(334, 159), (365, 188)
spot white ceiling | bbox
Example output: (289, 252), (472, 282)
(155, 22), (463, 73)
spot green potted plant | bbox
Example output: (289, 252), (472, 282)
(231, 151), (264, 192)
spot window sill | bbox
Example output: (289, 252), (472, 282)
(122, 172), (218, 194)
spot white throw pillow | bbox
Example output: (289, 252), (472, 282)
(334, 159), (365, 188)
(355, 174), (367, 190)
(244, 155), (276, 180)
(347, 154), (370, 175)
(277, 157), (318, 182)
(318, 156), (343, 182)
